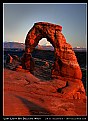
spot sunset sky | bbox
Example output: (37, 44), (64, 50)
(4, 3), (87, 48)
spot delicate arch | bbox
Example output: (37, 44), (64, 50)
(21, 22), (82, 80)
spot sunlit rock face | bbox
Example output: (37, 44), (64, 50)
(5, 22), (86, 102)
(22, 22), (82, 80)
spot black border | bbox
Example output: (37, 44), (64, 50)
(0, 1), (3, 118)
(1, 1), (88, 120)
(2, 116), (88, 120)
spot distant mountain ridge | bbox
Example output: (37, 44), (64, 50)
(4, 42), (86, 52)
(4, 42), (25, 49)
(4, 42), (54, 51)
(36, 44), (54, 51)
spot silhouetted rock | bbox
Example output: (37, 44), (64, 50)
(12, 55), (20, 61)
(6, 54), (13, 64)
(21, 53), (35, 73)
(5, 54), (21, 70)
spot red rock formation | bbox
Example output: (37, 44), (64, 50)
(22, 22), (82, 80)
(21, 22), (86, 100)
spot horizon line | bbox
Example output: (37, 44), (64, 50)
(3, 41), (86, 48)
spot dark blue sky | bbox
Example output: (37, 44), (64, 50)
(4, 3), (87, 48)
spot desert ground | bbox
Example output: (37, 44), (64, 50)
(3, 67), (87, 116)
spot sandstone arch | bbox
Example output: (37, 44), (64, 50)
(21, 22), (82, 80)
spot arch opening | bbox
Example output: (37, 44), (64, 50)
(38, 38), (52, 46)
(32, 37), (55, 80)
